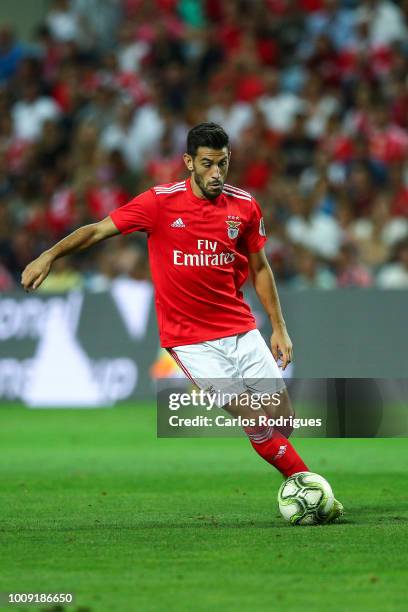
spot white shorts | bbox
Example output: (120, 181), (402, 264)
(168, 329), (285, 407)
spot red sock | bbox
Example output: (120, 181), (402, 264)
(247, 428), (309, 478)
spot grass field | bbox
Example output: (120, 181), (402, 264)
(1, 403), (407, 612)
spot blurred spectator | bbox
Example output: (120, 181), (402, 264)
(0, 25), (24, 83)
(281, 110), (317, 177)
(300, 74), (339, 139)
(12, 82), (60, 142)
(78, 79), (118, 133)
(108, 149), (140, 195)
(27, 168), (76, 238)
(72, 0), (122, 50)
(207, 87), (254, 144)
(4, 228), (41, 283)
(112, 239), (149, 279)
(146, 131), (184, 184)
(320, 112), (354, 163)
(301, 0), (358, 53)
(0, 263), (14, 291)
(377, 238), (408, 288)
(351, 192), (408, 268)
(196, 30), (224, 82)
(71, 121), (100, 192)
(306, 33), (340, 88)
(240, 141), (275, 191)
(285, 190), (342, 260)
(86, 159), (129, 220)
(367, 104), (408, 166)
(356, 0), (407, 48)
(336, 242), (374, 287)
(116, 22), (150, 73)
(46, 0), (82, 43)
(291, 246), (336, 290)
(85, 248), (118, 292)
(343, 83), (372, 136)
(148, 22), (186, 71)
(100, 98), (138, 167)
(257, 70), (303, 133)
(34, 119), (69, 171)
(102, 89), (166, 171)
(389, 163), (408, 217)
(345, 162), (377, 217)
(179, 0), (206, 28)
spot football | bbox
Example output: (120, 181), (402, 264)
(278, 472), (335, 525)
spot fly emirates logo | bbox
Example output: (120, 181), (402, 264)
(173, 240), (235, 267)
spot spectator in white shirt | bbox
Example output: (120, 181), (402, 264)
(257, 71), (303, 134)
(12, 82), (60, 142)
(377, 238), (408, 288)
(356, 0), (407, 48)
(101, 96), (165, 172)
(207, 88), (253, 144)
(46, 0), (81, 43)
(286, 191), (343, 260)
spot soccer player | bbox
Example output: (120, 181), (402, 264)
(21, 122), (342, 520)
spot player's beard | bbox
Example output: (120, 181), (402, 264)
(193, 171), (224, 200)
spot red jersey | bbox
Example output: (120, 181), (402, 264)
(110, 178), (267, 347)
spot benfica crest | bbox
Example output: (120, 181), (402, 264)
(225, 220), (241, 239)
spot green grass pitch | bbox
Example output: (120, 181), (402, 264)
(1, 403), (407, 611)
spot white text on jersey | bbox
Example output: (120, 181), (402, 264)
(173, 239), (235, 267)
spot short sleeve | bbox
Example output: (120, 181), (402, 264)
(110, 189), (158, 235)
(243, 198), (267, 253)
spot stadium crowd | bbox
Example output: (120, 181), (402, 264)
(0, 0), (408, 292)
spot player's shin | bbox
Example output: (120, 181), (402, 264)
(226, 393), (309, 478)
(248, 428), (309, 478)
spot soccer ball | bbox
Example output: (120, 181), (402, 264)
(277, 472), (334, 525)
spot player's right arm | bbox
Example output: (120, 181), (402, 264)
(21, 216), (120, 291)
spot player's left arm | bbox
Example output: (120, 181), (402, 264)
(248, 248), (293, 369)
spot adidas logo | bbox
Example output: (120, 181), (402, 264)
(275, 445), (287, 459)
(171, 218), (185, 228)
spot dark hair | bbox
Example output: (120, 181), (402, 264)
(187, 122), (230, 157)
